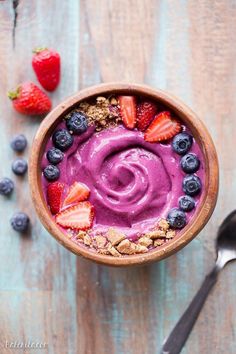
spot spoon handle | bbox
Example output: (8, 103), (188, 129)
(161, 265), (219, 354)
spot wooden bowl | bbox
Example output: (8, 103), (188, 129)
(29, 83), (219, 267)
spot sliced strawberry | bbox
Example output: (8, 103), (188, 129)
(144, 111), (181, 142)
(56, 201), (94, 230)
(137, 101), (158, 131)
(118, 96), (137, 129)
(47, 182), (65, 214)
(63, 182), (90, 207)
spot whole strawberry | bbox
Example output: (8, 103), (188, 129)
(32, 47), (60, 91)
(8, 82), (51, 115)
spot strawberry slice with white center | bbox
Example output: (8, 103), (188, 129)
(63, 182), (90, 207)
(47, 182), (65, 214)
(118, 96), (137, 129)
(144, 111), (182, 142)
(56, 201), (94, 230)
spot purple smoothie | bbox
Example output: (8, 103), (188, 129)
(42, 123), (205, 240)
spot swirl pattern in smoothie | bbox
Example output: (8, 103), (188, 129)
(41, 94), (205, 255)
(42, 124), (204, 239)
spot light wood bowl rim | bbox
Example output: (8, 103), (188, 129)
(29, 82), (219, 266)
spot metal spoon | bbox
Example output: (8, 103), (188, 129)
(161, 210), (236, 354)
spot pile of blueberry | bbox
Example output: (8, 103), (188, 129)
(0, 134), (29, 232)
(43, 111), (88, 181)
(167, 132), (202, 229)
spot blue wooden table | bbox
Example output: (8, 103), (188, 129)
(0, 1), (235, 353)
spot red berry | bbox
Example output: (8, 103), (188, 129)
(56, 201), (94, 230)
(144, 111), (182, 142)
(63, 182), (90, 207)
(8, 82), (51, 115)
(47, 182), (65, 214)
(137, 101), (158, 131)
(32, 47), (60, 91)
(118, 96), (137, 129)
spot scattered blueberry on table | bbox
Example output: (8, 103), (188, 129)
(0, 177), (14, 196)
(10, 134), (27, 152)
(10, 212), (30, 232)
(12, 158), (28, 176)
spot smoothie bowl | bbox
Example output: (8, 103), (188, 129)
(29, 83), (219, 266)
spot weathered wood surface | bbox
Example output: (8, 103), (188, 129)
(0, 0), (235, 353)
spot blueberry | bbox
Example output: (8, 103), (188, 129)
(167, 208), (186, 229)
(183, 175), (202, 196)
(12, 158), (28, 175)
(179, 195), (195, 212)
(46, 147), (64, 165)
(0, 177), (14, 196)
(10, 134), (27, 152)
(43, 165), (60, 181)
(66, 111), (88, 134)
(172, 133), (193, 155)
(10, 212), (29, 232)
(52, 129), (74, 151)
(181, 153), (200, 173)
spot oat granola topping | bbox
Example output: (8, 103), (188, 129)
(158, 218), (170, 231)
(94, 235), (107, 248)
(154, 239), (165, 247)
(76, 230), (87, 240)
(107, 244), (121, 257)
(116, 239), (137, 255)
(74, 96), (121, 131)
(106, 228), (126, 246)
(166, 230), (176, 239)
(145, 229), (166, 239)
(135, 245), (149, 254)
(68, 216), (175, 257)
(83, 234), (91, 246)
(137, 236), (153, 248)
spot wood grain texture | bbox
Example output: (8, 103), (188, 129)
(0, 1), (79, 353)
(0, 0), (235, 354)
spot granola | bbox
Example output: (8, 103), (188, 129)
(67, 217), (176, 257)
(106, 228), (126, 246)
(73, 96), (121, 131)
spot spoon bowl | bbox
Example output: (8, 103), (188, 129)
(216, 210), (236, 269)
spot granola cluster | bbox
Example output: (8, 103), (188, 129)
(74, 96), (121, 131)
(69, 219), (176, 257)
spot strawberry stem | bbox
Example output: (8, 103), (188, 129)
(33, 47), (48, 54)
(7, 87), (20, 100)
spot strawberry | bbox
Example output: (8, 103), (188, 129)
(137, 101), (158, 131)
(32, 47), (60, 91)
(56, 201), (94, 230)
(63, 182), (90, 207)
(118, 96), (137, 129)
(8, 82), (51, 115)
(47, 182), (65, 214)
(144, 111), (181, 142)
